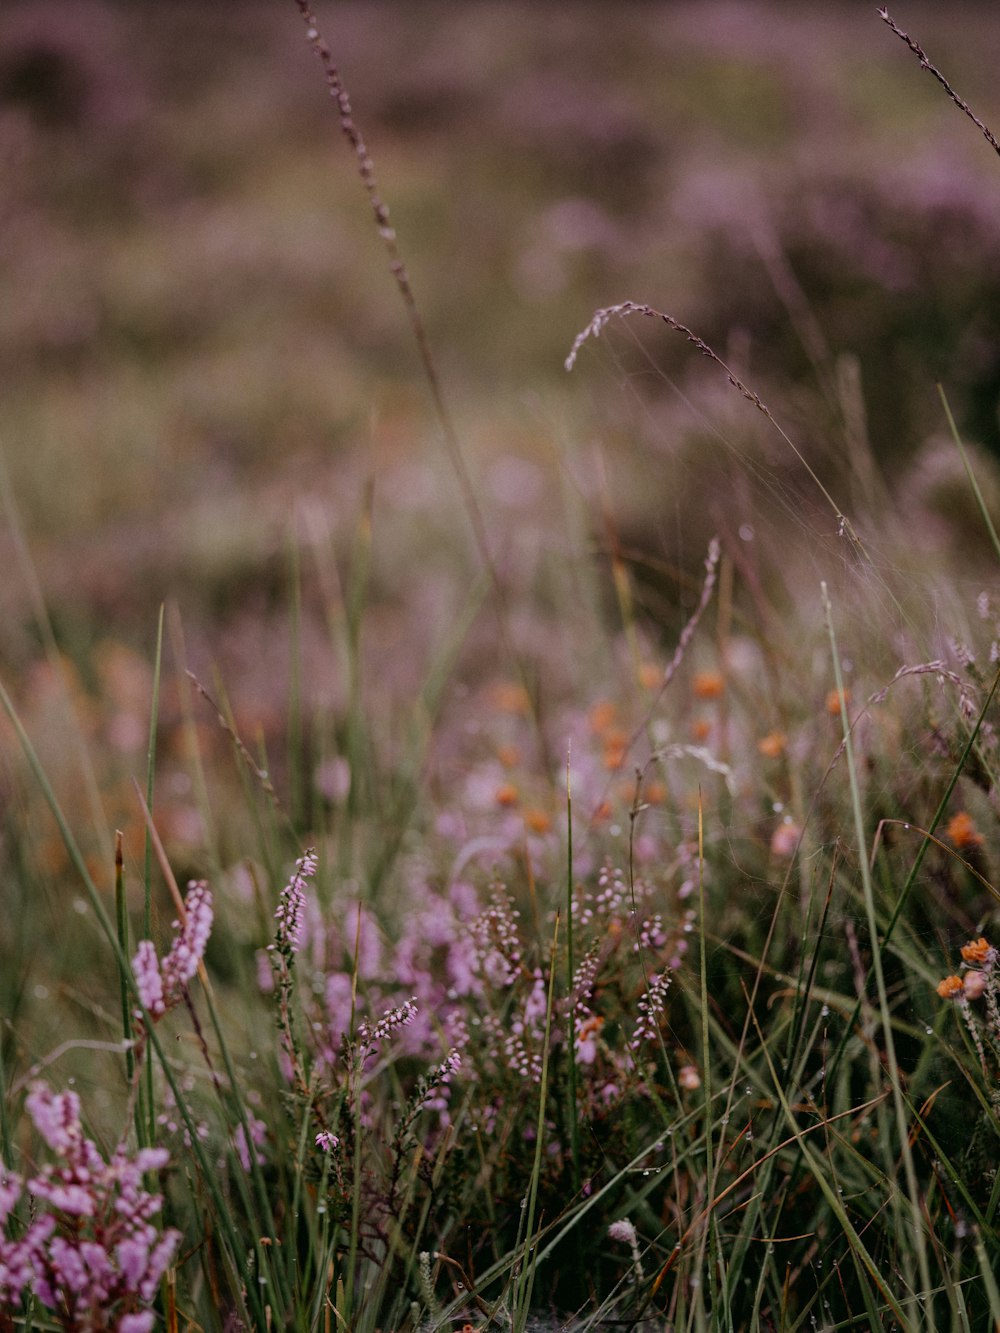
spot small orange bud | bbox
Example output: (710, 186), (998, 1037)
(523, 808), (552, 834)
(496, 744), (520, 768)
(825, 688), (850, 716)
(638, 662), (662, 690)
(946, 811), (984, 850)
(495, 783), (519, 808)
(693, 671), (725, 700)
(588, 700), (618, 735)
(757, 731), (787, 759)
(490, 683), (530, 715)
(602, 729), (629, 771)
(690, 718), (712, 742)
(960, 936), (992, 965)
(936, 975), (964, 999)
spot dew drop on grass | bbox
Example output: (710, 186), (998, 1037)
(821, 1005), (830, 1017)
(925, 1027), (933, 1035)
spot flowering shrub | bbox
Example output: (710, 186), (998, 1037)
(0, 1084), (179, 1331)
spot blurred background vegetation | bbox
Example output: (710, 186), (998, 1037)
(2, 0), (1000, 1189)
(1, 0), (1000, 865)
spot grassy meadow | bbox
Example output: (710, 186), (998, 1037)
(1, 2), (1000, 1328)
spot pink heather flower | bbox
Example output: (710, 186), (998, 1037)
(1, 1083), (181, 1325)
(160, 881), (213, 997)
(964, 969), (989, 1001)
(608, 1218), (638, 1246)
(24, 1085), (82, 1156)
(133, 882), (214, 1024)
(0, 1174), (20, 1226)
(132, 940), (165, 1019)
(273, 850), (318, 955)
(28, 1180), (95, 1216)
(315, 1131), (340, 1152)
(630, 972), (672, 1050)
(120, 1316), (155, 1333)
(233, 1113), (267, 1172)
(117, 1237), (152, 1290)
(140, 1232), (180, 1301)
(361, 997), (418, 1048)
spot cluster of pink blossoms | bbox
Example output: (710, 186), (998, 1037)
(132, 881), (214, 1021)
(0, 1084), (179, 1331)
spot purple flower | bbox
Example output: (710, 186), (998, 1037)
(233, 1113), (267, 1172)
(120, 1316), (155, 1333)
(0, 1082), (181, 1325)
(273, 850), (317, 955)
(608, 1218), (638, 1245)
(132, 881), (214, 1025)
(132, 940), (165, 1019)
(160, 881), (213, 996)
(24, 1085), (81, 1156)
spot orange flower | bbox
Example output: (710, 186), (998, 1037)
(602, 729), (629, 771)
(523, 808), (552, 834)
(960, 936), (992, 965)
(588, 700), (618, 735)
(644, 780), (667, 806)
(946, 811), (984, 850)
(690, 718), (712, 742)
(495, 783), (519, 808)
(936, 975), (964, 999)
(496, 744), (520, 768)
(693, 671), (725, 700)
(757, 731), (787, 759)
(490, 682), (530, 715)
(825, 688), (850, 716)
(638, 662), (662, 691)
(577, 1014), (604, 1041)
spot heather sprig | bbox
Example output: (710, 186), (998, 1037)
(0, 1084), (179, 1331)
(131, 880), (214, 1029)
(267, 849), (319, 1090)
